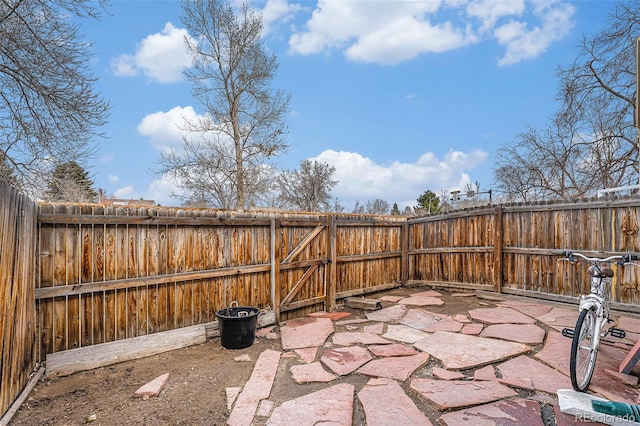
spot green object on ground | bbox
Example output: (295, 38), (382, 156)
(592, 400), (640, 420)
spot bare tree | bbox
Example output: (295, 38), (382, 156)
(0, 0), (110, 194)
(276, 160), (337, 212)
(493, 2), (638, 200)
(159, 0), (290, 210)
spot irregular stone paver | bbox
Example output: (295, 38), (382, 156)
(280, 317), (334, 350)
(497, 355), (571, 394)
(369, 343), (418, 357)
(332, 331), (391, 346)
(432, 367), (464, 380)
(226, 387), (241, 410)
(366, 304), (407, 322)
(438, 398), (544, 425)
(461, 323), (484, 335)
(256, 326), (275, 337)
(453, 314), (470, 323)
(227, 349), (281, 426)
(379, 295), (404, 302)
(474, 365), (496, 381)
(134, 373), (169, 398)
(605, 368), (639, 386)
(617, 315), (640, 334)
(290, 362), (337, 383)
(358, 378), (433, 425)
(321, 346), (372, 376)
(424, 318), (463, 333)
(468, 307), (536, 324)
(308, 311), (351, 321)
(414, 331), (530, 370)
(534, 330), (570, 373)
(358, 352), (430, 381)
(400, 309), (440, 330)
(363, 323), (384, 334)
(410, 378), (517, 410)
(480, 323), (546, 344)
(293, 347), (317, 364)
(398, 296), (444, 306)
(335, 318), (370, 326)
(536, 306), (577, 328)
(267, 383), (354, 426)
(383, 324), (429, 343)
(498, 300), (553, 318)
(256, 400), (274, 417)
(413, 290), (442, 297)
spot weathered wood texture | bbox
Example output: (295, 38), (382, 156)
(408, 200), (640, 308)
(0, 182), (38, 419)
(35, 205), (405, 356)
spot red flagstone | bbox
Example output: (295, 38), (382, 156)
(474, 365), (497, 381)
(424, 318), (463, 333)
(383, 324), (429, 343)
(363, 322), (384, 334)
(267, 383), (354, 426)
(256, 326), (275, 337)
(480, 323), (546, 344)
(605, 368), (639, 385)
(256, 400), (274, 417)
(410, 378), (517, 410)
(400, 309), (440, 330)
(453, 314), (470, 323)
(468, 307), (536, 324)
(134, 373), (169, 398)
(497, 355), (571, 394)
(412, 290), (443, 297)
(366, 304), (408, 322)
(461, 323), (484, 335)
(332, 331), (391, 346)
(414, 331), (530, 370)
(369, 343), (418, 357)
(290, 362), (337, 383)
(618, 315), (640, 334)
(438, 398), (544, 425)
(358, 378), (433, 425)
(498, 300), (553, 318)
(321, 346), (372, 376)
(534, 330), (570, 374)
(432, 367), (464, 380)
(293, 347), (317, 363)
(535, 306), (578, 328)
(379, 295), (405, 302)
(280, 317), (334, 350)
(358, 352), (430, 381)
(308, 311), (351, 321)
(398, 296), (444, 306)
(335, 318), (370, 326)
(227, 349), (281, 426)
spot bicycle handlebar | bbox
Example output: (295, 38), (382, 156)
(561, 251), (639, 264)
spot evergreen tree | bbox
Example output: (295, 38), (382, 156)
(45, 161), (97, 202)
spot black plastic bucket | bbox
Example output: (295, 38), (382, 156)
(215, 302), (260, 349)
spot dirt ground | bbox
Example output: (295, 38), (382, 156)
(8, 288), (517, 425)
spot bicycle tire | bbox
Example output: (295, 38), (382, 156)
(570, 307), (598, 391)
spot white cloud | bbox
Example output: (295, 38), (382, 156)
(111, 22), (192, 83)
(288, 0), (575, 66)
(108, 174), (118, 183)
(137, 106), (199, 152)
(113, 185), (135, 199)
(313, 148), (488, 210)
(147, 175), (185, 206)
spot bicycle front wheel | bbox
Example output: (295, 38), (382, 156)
(570, 307), (598, 391)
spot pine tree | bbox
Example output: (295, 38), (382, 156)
(45, 161), (97, 202)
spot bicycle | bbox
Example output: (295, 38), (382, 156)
(559, 251), (639, 391)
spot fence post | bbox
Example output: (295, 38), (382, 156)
(493, 206), (504, 293)
(326, 215), (337, 311)
(401, 221), (409, 284)
(270, 218), (281, 322)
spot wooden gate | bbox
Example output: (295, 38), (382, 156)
(274, 219), (331, 320)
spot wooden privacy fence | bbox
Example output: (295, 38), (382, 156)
(35, 205), (406, 358)
(0, 182), (37, 419)
(6, 189), (640, 420)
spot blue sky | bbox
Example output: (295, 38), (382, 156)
(81, 0), (613, 210)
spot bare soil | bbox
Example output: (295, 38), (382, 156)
(8, 288), (517, 425)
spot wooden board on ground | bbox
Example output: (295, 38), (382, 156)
(46, 325), (207, 378)
(344, 297), (382, 311)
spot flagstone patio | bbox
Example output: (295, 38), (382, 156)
(225, 287), (640, 425)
